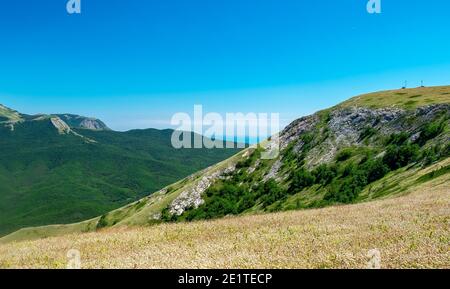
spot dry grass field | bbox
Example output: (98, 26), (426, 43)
(0, 178), (448, 269)
(338, 85), (450, 109)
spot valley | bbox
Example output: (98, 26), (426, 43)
(0, 106), (240, 236)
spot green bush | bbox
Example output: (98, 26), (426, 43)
(363, 158), (389, 183)
(312, 164), (337, 185)
(289, 169), (315, 193)
(96, 215), (109, 229)
(260, 179), (286, 206)
(177, 181), (244, 221)
(383, 143), (420, 170)
(282, 142), (302, 164)
(324, 157), (388, 204)
(341, 162), (356, 178)
(336, 149), (353, 162)
(301, 133), (315, 152)
(360, 126), (377, 140)
(236, 157), (252, 169)
(236, 149), (261, 169)
(324, 178), (361, 204)
(444, 143), (450, 157)
(416, 118), (446, 146)
(421, 146), (441, 166)
(385, 132), (410, 146)
(160, 207), (176, 222)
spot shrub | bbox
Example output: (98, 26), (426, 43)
(289, 169), (315, 193)
(360, 126), (377, 140)
(321, 111), (332, 123)
(260, 179), (286, 206)
(238, 191), (258, 212)
(385, 132), (410, 146)
(236, 157), (252, 169)
(236, 149), (261, 169)
(352, 169), (370, 188)
(444, 143), (450, 158)
(363, 158), (389, 183)
(336, 149), (353, 162)
(175, 181), (247, 221)
(421, 146), (441, 166)
(324, 178), (361, 204)
(301, 133), (315, 151)
(341, 162), (356, 178)
(312, 164), (337, 185)
(160, 207), (177, 222)
(282, 142), (303, 164)
(96, 215), (109, 229)
(416, 119), (446, 146)
(383, 143), (420, 170)
(324, 156), (388, 204)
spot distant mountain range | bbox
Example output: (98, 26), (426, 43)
(0, 104), (110, 131)
(0, 104), (241, 236)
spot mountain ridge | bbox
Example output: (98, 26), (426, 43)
(2, 85), (449, 243)
(0, 103), (111, 132)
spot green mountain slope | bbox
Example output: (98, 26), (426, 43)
(2, 86), (449, 243)
(0, 107), (241, 236)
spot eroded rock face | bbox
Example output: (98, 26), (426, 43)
(414, 104), (450, 123)
(79, 118), (107, 130)
(263, 159), (282, 182)
(56, 114), (110, 131)
(279, 115), (319, 150)
(50, 117), (71, 134)
(169, 165), (236, 216)
(328, 107), (405, 145)
(266, 104), (450, 175)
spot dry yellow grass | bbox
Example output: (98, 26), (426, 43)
(338, 85), (450, 109)
(0, 180), (449, 269)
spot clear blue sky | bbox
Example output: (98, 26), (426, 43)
(0, 0), (449, 131)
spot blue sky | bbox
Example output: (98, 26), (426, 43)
(0, 0), (449, 132)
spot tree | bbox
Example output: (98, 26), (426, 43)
(416, 119), (446, 146)
(363, 159), (389, 183)
(324, 179), (361, 204)
(383, 143), (419, 170)
(261, 179), (286, 206)
(312, 164), (337, 185)
(289, 169), (315, 193)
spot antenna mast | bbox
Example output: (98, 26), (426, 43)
(402, 80), (407, 89)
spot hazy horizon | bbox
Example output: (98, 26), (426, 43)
(1, 1), (450, 132)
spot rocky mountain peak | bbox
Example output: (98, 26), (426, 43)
(56, 114), (110, 131)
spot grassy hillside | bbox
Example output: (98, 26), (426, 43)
(339, 85), (450, 109)
(0, 111), (240, 236)
(159, 87), (449, 223)
(0, 104), (23, 123)
(2, 86), (449, 245)
(0, 172), (448, 269)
